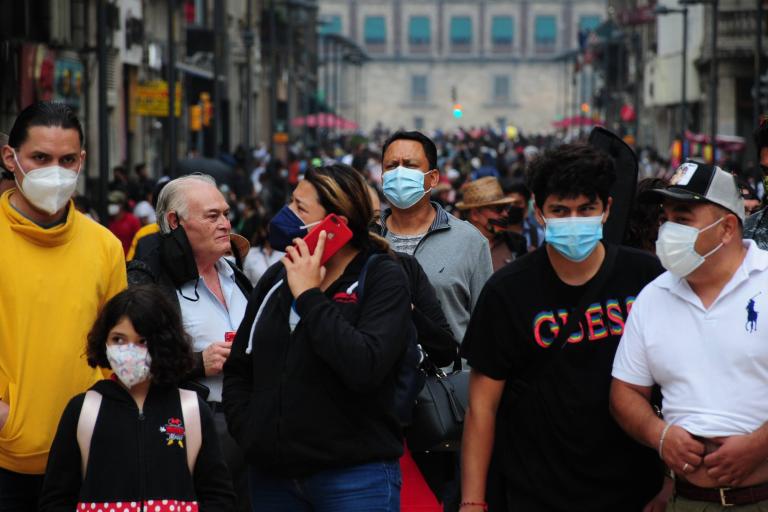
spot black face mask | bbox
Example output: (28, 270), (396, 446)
(160, 224), (200, 301)
(506, 206), (526, 225)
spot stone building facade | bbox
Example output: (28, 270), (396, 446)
(319, 0), (606, 134)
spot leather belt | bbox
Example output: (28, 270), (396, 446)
(676, 480), (768, 507)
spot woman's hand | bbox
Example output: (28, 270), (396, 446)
(283, 231), (327, 298)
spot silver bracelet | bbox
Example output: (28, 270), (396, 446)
(658, 422), (672, 459)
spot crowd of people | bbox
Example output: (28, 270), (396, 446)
(3, 100), (768, 512)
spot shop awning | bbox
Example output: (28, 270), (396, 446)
(292, 113), (359, 130)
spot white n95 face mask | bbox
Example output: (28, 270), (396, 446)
(13, 151), (80, 215)
(655, 217), (724, 278)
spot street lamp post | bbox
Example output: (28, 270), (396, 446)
(167, 0), (177, 177)
(677, 0), (718, 160)
(710, 0), (718, 155)
(655, 5), (689, 140)
(242, 0), (254, 151)
(755, 0), (764, 127)
(97, 0), (109, 221)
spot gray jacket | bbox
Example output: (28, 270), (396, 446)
(381, 203), (493, 341)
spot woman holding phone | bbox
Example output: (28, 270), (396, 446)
(223, 164), (414, 511)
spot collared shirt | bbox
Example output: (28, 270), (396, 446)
(380, 202), (493, 340)
(613, 240), (768, 437)
(178, 258), (248, 402)
(522, 217), (544, 248)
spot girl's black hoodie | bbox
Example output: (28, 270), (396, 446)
(39, 379), (235, 512)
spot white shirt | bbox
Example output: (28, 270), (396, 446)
(613, 240), (768, 437)
(178, 259), (248, 402)
(243, 247), (284, 286)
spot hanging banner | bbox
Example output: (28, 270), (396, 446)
(134, 80), (182, 117)
(54, 57), (84, 110)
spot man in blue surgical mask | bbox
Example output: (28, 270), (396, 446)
(461, 144), (670, 512)
(377, 131), (492, 511)
(378, 130), (492, 343)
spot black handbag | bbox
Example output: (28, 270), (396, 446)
(406, 356), (469, 452)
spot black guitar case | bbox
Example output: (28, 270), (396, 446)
(588, 127), (639, 244)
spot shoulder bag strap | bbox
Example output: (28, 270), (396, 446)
(356, 253), (388, 303)
(179, 388), (202, 475)
(76, 390), (103, 479)
(245, 272), (286, 354)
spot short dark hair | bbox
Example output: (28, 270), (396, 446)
(527, 144), (616, 210)
(8, 102), (84, 148)
(502, 180), (532, 203)
(381, 130), (438, 171)
(86, 285), (194, 386)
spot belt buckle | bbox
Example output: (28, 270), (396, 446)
(720, 487), (734, 507)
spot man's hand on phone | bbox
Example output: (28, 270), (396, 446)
(284, 231), (327, 298)
(203, 341), (232, 376)
(0, 399), (9, 431)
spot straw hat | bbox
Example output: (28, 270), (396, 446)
(229, 233), (251, 260)
(455, 177), (515, 210)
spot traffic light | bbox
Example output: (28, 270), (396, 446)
(200, 92), (212, 127)
(453, 103), (463, 119)
(190, 105), (202, 132)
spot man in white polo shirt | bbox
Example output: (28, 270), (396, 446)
(611, 161), (768, 510)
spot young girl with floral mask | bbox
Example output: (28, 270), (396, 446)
(39, 285), (235, 512)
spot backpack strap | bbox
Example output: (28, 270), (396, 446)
(179, 388), (202, 475)
(76, 390), (103, 479)
(246, 276), (285, 354)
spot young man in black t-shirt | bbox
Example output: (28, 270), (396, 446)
(460, 144), (669, 512)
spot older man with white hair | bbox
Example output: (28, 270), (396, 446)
(128, 173), (252, 511)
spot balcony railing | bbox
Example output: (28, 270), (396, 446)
(715, 10), (768, 54)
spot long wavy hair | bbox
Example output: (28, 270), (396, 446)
(86, 285), (194, 386)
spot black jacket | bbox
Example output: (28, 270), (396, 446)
(222, 249), (416, 477)
(39, 379), (235, 512)
(394, 252), (458, 366)
(128, 232), (253, 380)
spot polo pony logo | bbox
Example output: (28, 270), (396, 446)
(747, 293), (760, 333)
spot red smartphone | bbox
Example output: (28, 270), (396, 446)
(302, 214), (353, 265)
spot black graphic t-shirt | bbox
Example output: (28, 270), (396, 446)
(462, 244), (664, 512)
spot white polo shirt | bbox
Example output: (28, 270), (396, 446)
(613, 240), (768, 437)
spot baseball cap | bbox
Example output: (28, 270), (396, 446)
(639, 161), (745, 222)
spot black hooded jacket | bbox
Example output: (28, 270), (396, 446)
(39, 379), (235, 512)
(223, 249), (417, 477)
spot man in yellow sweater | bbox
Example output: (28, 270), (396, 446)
(0, 102), (126, 510)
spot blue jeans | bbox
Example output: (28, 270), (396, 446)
(248, 461), (401, 512)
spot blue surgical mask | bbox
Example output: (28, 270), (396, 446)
(544, 215), (604, 262)
(267, 206), (319, 252)
(383, 166), (432, 210)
